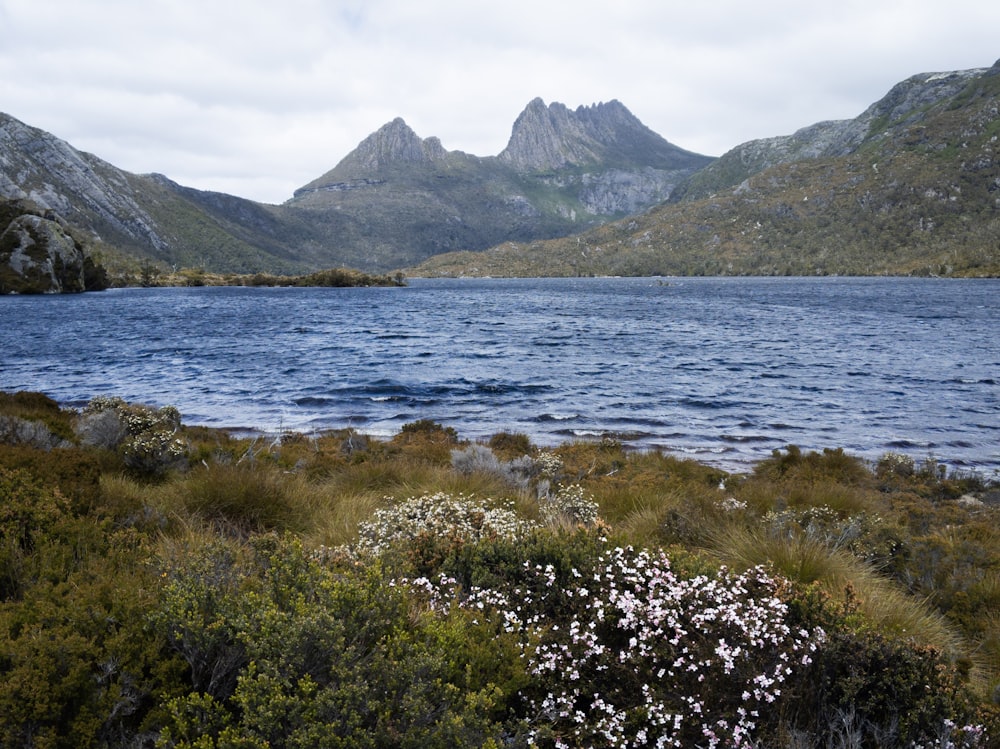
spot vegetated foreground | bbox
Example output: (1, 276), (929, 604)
(1, 389), (999, 748)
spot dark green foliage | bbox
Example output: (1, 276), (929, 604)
(784, 585), (988, 747)
(152, 535), (512, 748)
(0, 468), (68, 600)
(0, 468), (182, 748)
(1, 390), (998, 747)
(0, 445), (112, 515)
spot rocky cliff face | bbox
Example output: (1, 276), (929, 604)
(499, 98), (709, 172)
(0, 114), (169, 253)
(293, 118), (452, 198)
(282, 99), (712, 269)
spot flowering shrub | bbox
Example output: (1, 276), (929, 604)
(539, 483), (600, 526)
(413, 544), (824, 748)
(877, 450), (916, 478)
(534, 450), (564, 478)
(78, 396), (186, 476)
(352, 492), (537, 559)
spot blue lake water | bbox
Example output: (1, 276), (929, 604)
(1, 277), (998, 474)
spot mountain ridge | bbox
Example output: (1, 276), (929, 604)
(2, 62), (998, 280)
(1, 98), (711, 274)
(411, 63), (1000, 278)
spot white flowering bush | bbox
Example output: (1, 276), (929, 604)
(539, 483), (600, 526)
(876, 450), (916, 478)
(412, 543), (825, 748)
(78, 396), (186, 476)
(352, 492), (538, 558)
(534, 450), (564, 478)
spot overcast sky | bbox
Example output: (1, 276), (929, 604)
(1, 0), (997, 204)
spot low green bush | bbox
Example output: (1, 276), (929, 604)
(152, 534), (513, 748)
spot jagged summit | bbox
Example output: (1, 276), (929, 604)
(497, 98), (709, 172)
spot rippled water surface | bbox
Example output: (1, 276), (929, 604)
(2, 277), (997, 473)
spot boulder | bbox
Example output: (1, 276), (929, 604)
(0, 201), (106, 293)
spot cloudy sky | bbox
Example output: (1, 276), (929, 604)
(1, 0), (997, 204)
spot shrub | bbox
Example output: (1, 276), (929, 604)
(784, 585), (986, 748)
(0, 391), (76, 445)
(0, 468), (68, 600)
(451, 443), (538, 491)
(0, 444), (108, 514)
(877, 450), (917, 479)
(0, 414), (71, 449)
(487, 431), (533, 460)
(390, 420), (460, 463)
(761, 504), (903, 568)
(755, 445), (872, 486)
(0, 478), (179, 748)
(414, 542), (825, 748)
(538, 483), (600, 526)
(152, 534), (511, 748)
(77, 396), (186, 477)
(175, 463), (313, 533)
(350, 492), (537, 573)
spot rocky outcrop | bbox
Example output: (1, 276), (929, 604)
(0, 200), (107, 293)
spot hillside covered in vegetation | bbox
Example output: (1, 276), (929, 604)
(2, 390), (999, 747)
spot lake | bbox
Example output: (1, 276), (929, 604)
(1, 277), (997, 475)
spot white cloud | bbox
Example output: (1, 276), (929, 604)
(1, 0), (997, 203)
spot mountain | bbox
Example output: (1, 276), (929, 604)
(283, 100), (711, 270)
(0, 113), (314, 274)
(0, 101), (711, 275)
(412, 62), (1000, 278)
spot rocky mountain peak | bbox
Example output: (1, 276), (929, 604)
(498, 98), (605, 171)
(497, 98), (711, 173)
(332, 117), (447, 175)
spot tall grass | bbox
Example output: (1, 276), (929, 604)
(708, 525), (963, 659)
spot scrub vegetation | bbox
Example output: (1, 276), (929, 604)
(1, 390), (999, 747)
